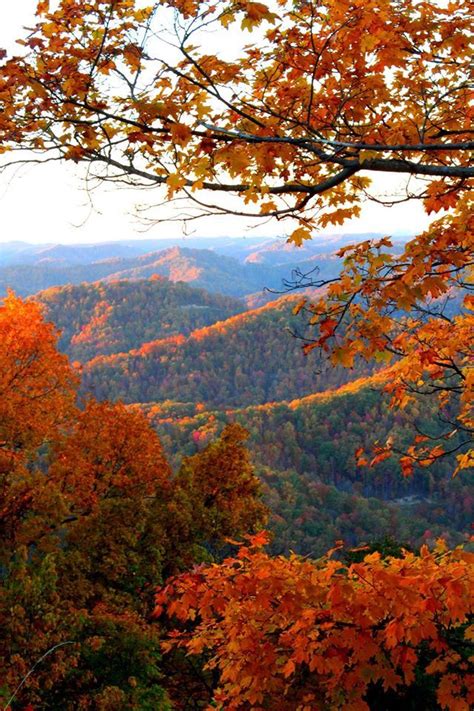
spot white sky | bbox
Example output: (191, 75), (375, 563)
(0, 2), (431, 245)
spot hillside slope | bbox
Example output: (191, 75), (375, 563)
(137, 375), (472, 555)
(80, 296), (374, 406)
(35, 278), (245, 361)
(1, 245), (343, 297)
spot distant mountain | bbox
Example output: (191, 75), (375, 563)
(2, 233), (409, 298)
(1, 245), (344, 297)
(80, 295), (374, 406)
(243, 233), (387, 265)
(0, 240), (56, 265)
(100, 246), (340, 297)
(0, 235), (275, 267)
(34, 278), (245, 362)
(99, 246), (275, 295)
(0, 262), (131, 297)
(1, 233), (406, 268)
(13, 242), (144, 266)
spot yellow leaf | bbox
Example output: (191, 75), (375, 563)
(359, 149), (379, 163)
(331, 347), (354, 368)
(452, 450), (474, 477)
(123, 44), (141, 73)
(288, 227), (312, 247)
(167, 173), (187, 191)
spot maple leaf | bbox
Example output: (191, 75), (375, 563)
(158, 542), (474, 709)
(167, 172), (187, 191)
(170, 122), (192, 146)
(331, 346), (354, 367)
(288, 227), (312, 247)
(123, 44), (142, 73)
(36, 0), (50, 13)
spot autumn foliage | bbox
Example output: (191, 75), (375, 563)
(0, 0), (473, 707)
(0, 292), (77, 464)
(3, 291), (470, 709)
(297, 201), (473, 476)
(0, 0), (471, 476)
(0, 294), (267, 709)
(0, 0), (471, 220)
(156, 534), (474, 710)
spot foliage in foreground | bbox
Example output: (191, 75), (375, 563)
(0, 293), (266, 709)
(156, 533), (474, 710)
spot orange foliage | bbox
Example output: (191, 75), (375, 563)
(0, 0), (470, 222)
(49, 399), (172, 514)
(0, 294), (270, 707)
(0, 292), (78, 464)
(157, 536), (474, 710)
(0, 293), (78, 555)
(302, 201), (473, 475)
(0, 0), (471, 475)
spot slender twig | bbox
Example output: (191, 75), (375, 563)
(3, 641), (76, 710)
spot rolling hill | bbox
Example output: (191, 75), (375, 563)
(34, 278), (245, 361)
(1, 234), (390, 297)
(136, 374), (472, 556)
(0, 233), (392, 267)
(23, 272), (471, 558)
(80, 294), (374, 406)
(0, 245), (340, 297)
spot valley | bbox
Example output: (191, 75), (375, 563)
(17, 239), (470, 558)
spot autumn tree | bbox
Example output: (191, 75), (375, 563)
(0, 0), (471, 473)
(156, 533), (474, 710)
(176, 422), (268, 550)
(0, 295), (267, 709)
(0, 292), (78, 556)
(1, 359), (175, 706)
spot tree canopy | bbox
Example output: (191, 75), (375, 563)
(0, 0), (471, 223)
(0, 0), (472, 472)
(0, 5), (472, 703)
(0, 293), (267, 708)
(157, 533), (474, 710)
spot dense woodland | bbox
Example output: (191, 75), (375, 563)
(1, 291), (472, 710)
(35, 279), (244, 361)
(142, 385), (472, 555)
(78, 292), (375, 406)
(0, 0), (473, 709)
(25, 276), (473, 557)
(0, 295), (267, 709)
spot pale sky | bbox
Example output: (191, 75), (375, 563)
(0, 3), (431, 245)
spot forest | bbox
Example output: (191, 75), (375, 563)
(0, 0), (473, 709)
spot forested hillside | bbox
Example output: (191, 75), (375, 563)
(138, 377), (472, 555)
(0, 242), (345, 297)
(35, 279), (244, 361)
(80, 294), (374, 406)
(101, 246), (284, 296)
(33, 276), (471, 559)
